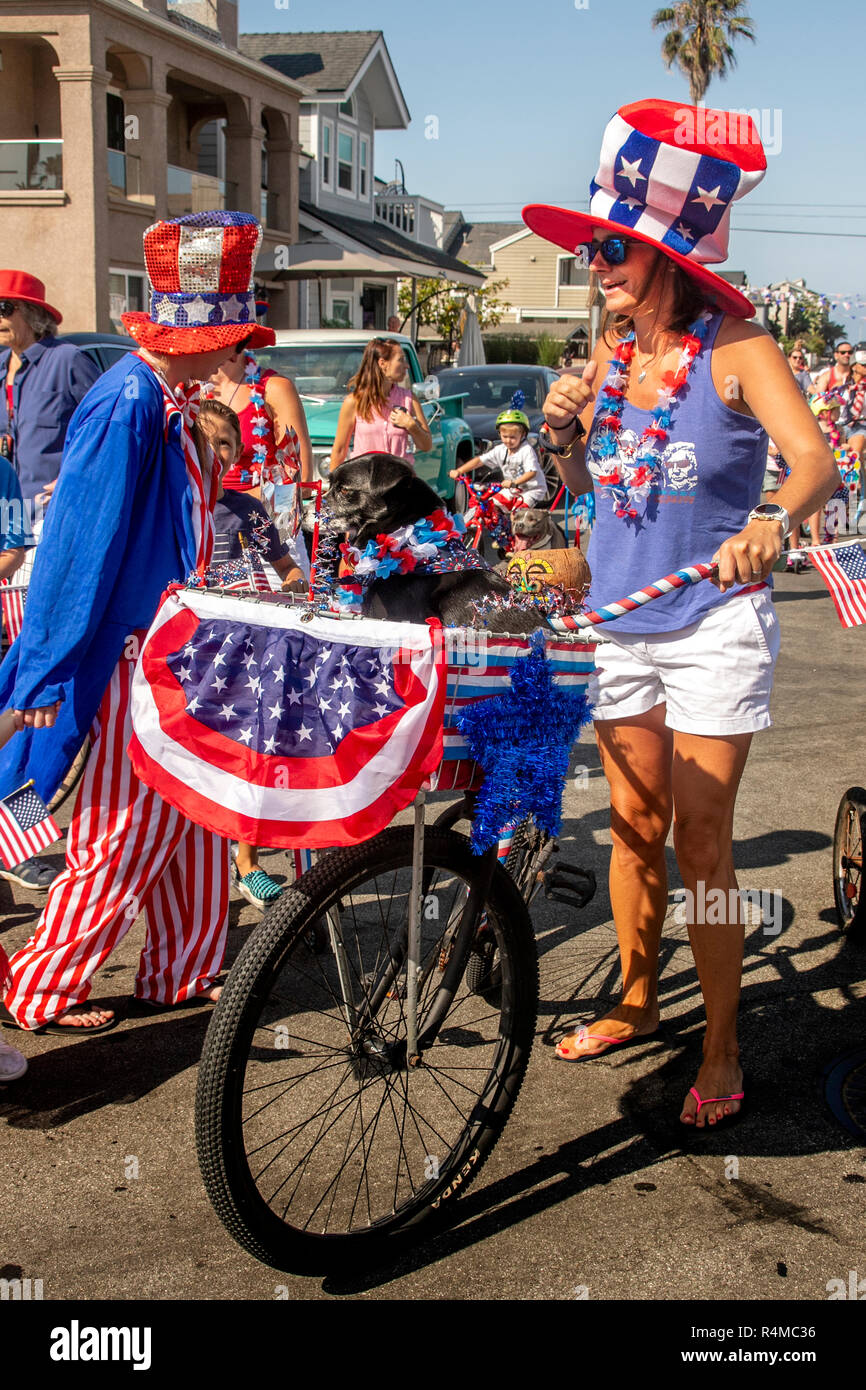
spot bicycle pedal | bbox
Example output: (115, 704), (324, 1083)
(543, 862), (596, 910)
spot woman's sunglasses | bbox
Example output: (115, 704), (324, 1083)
(576, 236), (633, 268)
(0, 300), (18, 317)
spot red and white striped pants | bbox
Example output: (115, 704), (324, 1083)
(3, 649), (231, 1029)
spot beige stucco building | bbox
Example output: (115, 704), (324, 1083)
(0, 0), (305, 331)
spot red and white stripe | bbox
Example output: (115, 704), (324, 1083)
(3, 651), (230, 1028)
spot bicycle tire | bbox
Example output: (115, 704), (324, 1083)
(195, 826), (538, 1273)
(833, 787), (866, 938)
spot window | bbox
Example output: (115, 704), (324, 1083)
(109, 269), (145, 334)
(321, 122), (332, 187)
(337, 131), (354, 192)
(339, 96), (355, 119)
(330, 298), (351, 327)
(558, 257), (584, 286)
(359, 139), (368, 197)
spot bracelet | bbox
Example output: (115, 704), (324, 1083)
(539, 419), (585, 456)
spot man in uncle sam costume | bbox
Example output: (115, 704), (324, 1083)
(0, 211), (275, 1032)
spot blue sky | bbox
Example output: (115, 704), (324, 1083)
(239, 0), (866, 340)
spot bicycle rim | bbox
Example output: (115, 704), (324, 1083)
(195, 827), (538, 1271)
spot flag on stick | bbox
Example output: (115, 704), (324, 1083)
(0, 779), (61, 869)
(810, 543), (866, 627)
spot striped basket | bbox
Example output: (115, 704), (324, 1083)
(433, 633), (596, 793)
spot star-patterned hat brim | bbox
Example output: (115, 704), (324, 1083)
(120, 313), (275, 355)
(520, 203), (756, 318)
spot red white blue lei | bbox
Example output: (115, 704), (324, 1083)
(326, 508), (486, 609)
(593, 308), (712, 523)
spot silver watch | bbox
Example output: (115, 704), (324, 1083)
(748, 503), (790, 538)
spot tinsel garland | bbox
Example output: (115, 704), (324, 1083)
(592, 308), (712, 523)
(464, 482), (521, 551)
(456, 630), (593, 853)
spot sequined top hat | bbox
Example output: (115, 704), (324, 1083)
(523, 98), (767, 318)
(121, 210), (276, 354)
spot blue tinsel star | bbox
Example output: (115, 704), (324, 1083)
(456, 631), (593, 853)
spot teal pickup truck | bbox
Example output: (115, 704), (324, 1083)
(256, 331), (475, 503)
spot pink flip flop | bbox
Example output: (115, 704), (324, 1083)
(555, 1026), (656, 1062)
(683, 1085), (746, 1129)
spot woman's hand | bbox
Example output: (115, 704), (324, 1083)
(712, 520), (784, 592)
(389, 407), (414, 431)
(542, 360), (599, 433)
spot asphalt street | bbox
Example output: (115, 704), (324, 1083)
(2, 566), (865, 1303)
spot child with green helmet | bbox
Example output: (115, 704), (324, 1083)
(449, 390), (548, 508)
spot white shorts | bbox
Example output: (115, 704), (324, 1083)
(588, 589), (780, 736)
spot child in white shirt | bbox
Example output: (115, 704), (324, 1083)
(450, 408), (547, 509)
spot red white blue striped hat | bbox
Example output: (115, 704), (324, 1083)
(122, 211), (275, 354)
(523, 99), (767, 318)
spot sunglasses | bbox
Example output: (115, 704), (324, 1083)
(836, 349), (853, 356)
(791, 354), (805, 361)
(576, 236), (633, 268)
(0, 300), (18, 317)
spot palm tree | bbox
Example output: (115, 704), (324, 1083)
(652, 1), (756, 105)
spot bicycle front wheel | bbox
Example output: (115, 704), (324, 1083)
(195, 826), (538, 1273)
(833, 787), (866, 938)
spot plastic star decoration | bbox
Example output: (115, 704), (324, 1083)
(456, 632), (593, 854)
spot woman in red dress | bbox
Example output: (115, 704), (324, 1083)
(206, 340), (314, 494)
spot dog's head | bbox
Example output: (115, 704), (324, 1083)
(327, 453), (444, 548)
(509, 507), (551, 550)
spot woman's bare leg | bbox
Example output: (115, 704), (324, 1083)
(557, 704), (672, 1058)
(672, 730), (752, 1126)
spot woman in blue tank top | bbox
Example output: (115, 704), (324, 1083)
(524, 99), (838, 1129)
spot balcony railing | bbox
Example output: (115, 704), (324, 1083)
(0, 140), (63, 191)
(167, 164), (238, 216)
(107, 148), (142, 198)
(375, 194), (417, 239)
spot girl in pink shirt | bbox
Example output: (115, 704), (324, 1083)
(332, 338), (432, 467)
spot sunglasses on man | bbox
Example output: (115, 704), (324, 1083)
(836, 348), (853, 356)
(0, 300), (18, 318)
(575, 236), (634, 268)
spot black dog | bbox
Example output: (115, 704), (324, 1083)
(326, 453), (546, 632)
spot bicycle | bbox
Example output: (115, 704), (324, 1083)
(832, 787), (866, 939)
(194, 619), (596, 1274)
(191, 559), (721, 1273)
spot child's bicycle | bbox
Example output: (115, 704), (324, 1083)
(191, 559), (720, 1274)
(462, 474), (528, 554)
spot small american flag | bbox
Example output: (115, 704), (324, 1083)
(1, 581), (26, 644)
(0, 780), (61, 870)
(811, 543), (866, 627)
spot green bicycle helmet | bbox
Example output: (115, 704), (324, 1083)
(496, 407), (530, 431)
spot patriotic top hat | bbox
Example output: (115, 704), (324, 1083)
(122, 210), (276, 354)
(0, 270), (62, 323)
(523, 98), (767, 319)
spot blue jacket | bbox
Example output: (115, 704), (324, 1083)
(0, 338), (100, 501)
(0, 354), (203, 803)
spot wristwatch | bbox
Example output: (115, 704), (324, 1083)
(748, 503), (790, 538)
(539, 418), (586, 456)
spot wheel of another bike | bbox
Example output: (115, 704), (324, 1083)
(833, 787), (866, 938)
(195, 826), (538, 1274)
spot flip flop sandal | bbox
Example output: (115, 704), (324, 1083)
(0, 1004), (117, 1036)
(554, 1025), (659, 1062)
(681, 1083), (747, 1131)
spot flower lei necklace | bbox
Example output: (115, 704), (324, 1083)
(593, 308), (713, 523)
(203, 354), (300, 485)
(314, 507), (487, 611)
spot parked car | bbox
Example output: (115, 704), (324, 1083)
(257, 331), (475, 502)
(56, 331), (137, 372)
(434, 364), (563, 497)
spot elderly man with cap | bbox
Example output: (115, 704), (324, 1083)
(0, 211), (275, 1034)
